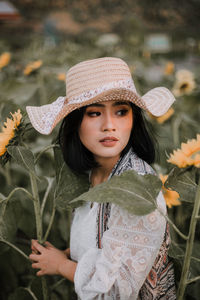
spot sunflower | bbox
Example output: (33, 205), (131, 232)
(0, 52), (11, 70)
(172, 69), (196, 97)
(23, 60), (43, 75)
(57, 73), (66, 81)
(167, 134), (200, 168)
(149, 108), (174, 124)
(0, 109), (22, 156)
(164, 61), (174, 75)
(159, 174), (181, 208)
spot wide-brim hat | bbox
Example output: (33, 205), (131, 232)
(26, 57), (175, 135)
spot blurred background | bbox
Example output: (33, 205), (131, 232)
(0, 0), (199, 299)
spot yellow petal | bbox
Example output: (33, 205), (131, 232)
(23, 60), (42, 75)
(0, 109), (22, 157)
(160, 174), (181, 208)
(168, 134), (200, 168)
(164, 62), (174, 75)
(155, 108), (174, 124)
(0, 52), (11, 69)
(57, 73), (66, 81)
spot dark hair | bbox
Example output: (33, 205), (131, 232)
(58, 103), (157, 173)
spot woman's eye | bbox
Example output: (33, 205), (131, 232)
(87, 111), (101, 117)
(116, 109), (128, 116)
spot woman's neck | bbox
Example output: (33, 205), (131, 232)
(90, 156), (119, 187)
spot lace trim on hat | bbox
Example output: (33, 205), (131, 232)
(68, 78), (138, 104)
(41, 96), (66, 134)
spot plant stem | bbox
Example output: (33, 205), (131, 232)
(41, 177), (54, 216)
(0, 238), (29, 260)
(43, 205), (56, 242)
(172, 114), (182, 147)
(187, 275), (200, 284)
(24, 287), (39, 300)
(34, 144), (57, 165)
(177, 179), (200, 300)
(50, 278), (66, 291)
(7, 187), (34, 202)
(30, 173), (43, 241)
(4, 162), (11, 185)
(30, 173), (49, 300)
(190, 256), (200, 263)
(41, 277), (50, 299)
(158, 208), (188, 240)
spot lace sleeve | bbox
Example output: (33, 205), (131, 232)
(74, 191), (166, 300)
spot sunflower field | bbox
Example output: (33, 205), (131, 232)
(0, 2), (200, 299)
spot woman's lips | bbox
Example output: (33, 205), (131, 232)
(99, 136), (119, 147)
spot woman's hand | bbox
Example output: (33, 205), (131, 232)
(29, 240), (74, 278)
(63, 247), (70, 258)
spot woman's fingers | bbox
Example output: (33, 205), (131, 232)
(64, 248), (70, 257)
(31, 240), (38, 252)
(31, 240), (45, 254)
(32, 264), (45, 276)
(44, 241), (54, 248)
(31, 262), (40, 269)
(29, 253), (40, 262)
(36, 270), (44, 276)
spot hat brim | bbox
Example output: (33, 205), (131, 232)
(26, 87), (175, 135)
(141, 87), (175, 117)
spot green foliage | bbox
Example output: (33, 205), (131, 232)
(0, 13), (200, 299)
(7, 146), (36, 177)
(0, 80), (39, 105)
(71, 170), (161, 215)
(54, 147), (90, 210)
(0, 199), (20, 242)
(165, 167), (197, 203)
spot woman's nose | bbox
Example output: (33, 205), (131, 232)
(101, 114), (116, 132)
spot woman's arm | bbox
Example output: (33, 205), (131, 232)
(73, 191), (166, 300)
(29, 240), (77, 282)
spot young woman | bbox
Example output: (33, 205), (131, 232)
(27, 57), (176, 299)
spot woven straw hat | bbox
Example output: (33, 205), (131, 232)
(26, 57), (175, 135)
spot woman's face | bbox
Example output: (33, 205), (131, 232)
(79, 100), (133, 164)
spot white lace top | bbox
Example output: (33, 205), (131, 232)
(70, 191), (166, 300)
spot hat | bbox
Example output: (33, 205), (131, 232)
(26, 57), (175, 135)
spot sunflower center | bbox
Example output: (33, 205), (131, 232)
(180, 83), (188, 91)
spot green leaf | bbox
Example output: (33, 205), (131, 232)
(8, 287), (34, 300)
(0, 197), (7, 219)
(0, 201), (18, 241)
(165, 167), (197, 203)
(53, 146), (65, 181)
(71, 170), (162, 216)
(168, 240), (185, 261)
(7, 145), (36, 177)
(0, 100), (20, 123)
(0, 192), (6, 201)
(17, 197), (36, 238)
(54, 147), (90, 209)
(1, 80), (39, 104)
(190, 242), (200, 278)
